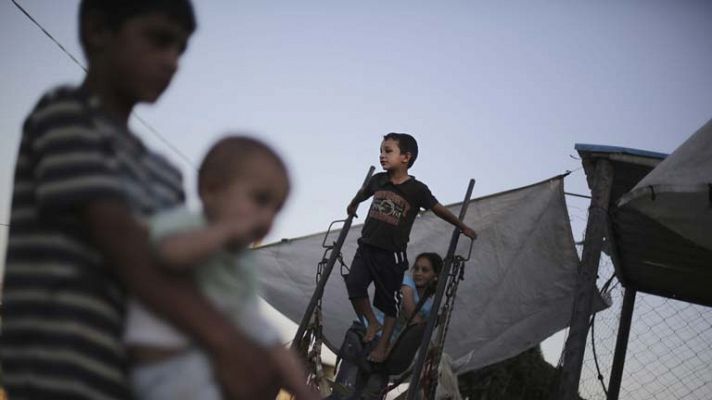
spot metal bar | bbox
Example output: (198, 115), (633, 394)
(565, 191), (592, 199)
(407, 178), (476, 400)
(556, 159), (614, 400)
(607, 288), (636, 400)
(291, 166), (375, 349)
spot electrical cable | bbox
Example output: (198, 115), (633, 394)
(10, 0), (196, 170)
(10, 0), (86, 72)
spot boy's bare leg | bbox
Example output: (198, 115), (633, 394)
(351, 297), (382, 342)
(369, 315), (396, 363)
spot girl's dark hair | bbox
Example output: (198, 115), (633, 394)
(414, 252), (443, 278)
(414, 252), (443, 298)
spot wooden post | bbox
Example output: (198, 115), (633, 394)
(556, 158), (614, 400)
(607, 287), (636, 400)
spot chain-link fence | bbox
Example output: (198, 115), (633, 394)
(457, 192), (711, 400)
(577, 256), (712, 400)
(457, 254), (711, 400)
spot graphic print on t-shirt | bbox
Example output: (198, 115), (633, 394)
(369, 190), (412, 225)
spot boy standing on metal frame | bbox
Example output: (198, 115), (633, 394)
(345, 133), (477, 363)
(0, 1), (281, 399)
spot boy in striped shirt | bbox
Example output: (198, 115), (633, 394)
(1, 1), (282, 399)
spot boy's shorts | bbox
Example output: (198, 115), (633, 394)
(345, 242), (409, 317)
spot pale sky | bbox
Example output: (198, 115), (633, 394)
(1, 0), (711, 380)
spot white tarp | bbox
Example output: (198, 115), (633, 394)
(618, 118), (712, 250)
(253, 176), (586, 373)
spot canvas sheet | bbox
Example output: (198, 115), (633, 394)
(253, 176), (587, 373)
(618, 118), (712, 250)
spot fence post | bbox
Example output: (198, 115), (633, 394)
(607, 287), (637, 400)
(556, 158), (614, 399)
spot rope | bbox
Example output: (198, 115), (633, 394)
(586, 270), (618, 397)
(600, 272), (617, 294)
(590, 313), (609, 396)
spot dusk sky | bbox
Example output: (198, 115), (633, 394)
(1, 0), (711, 381)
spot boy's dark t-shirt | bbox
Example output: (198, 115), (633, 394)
(358, 172), (438, 252)
(0, 86), (184, 400)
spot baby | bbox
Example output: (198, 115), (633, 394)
(124, 136), (318, 400)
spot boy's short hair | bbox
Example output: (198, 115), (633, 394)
(79, 0), (197, 51)
(198, 135), (289, 195)
(384, 132), (418, 168)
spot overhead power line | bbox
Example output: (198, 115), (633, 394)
(10, 0), (196, 170)
(133, 114), (196, 169)
(10, 0), (86, 72)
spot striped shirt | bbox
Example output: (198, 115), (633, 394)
(0, 86), (184, 400)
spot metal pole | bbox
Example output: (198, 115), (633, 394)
(291, 166), (375, 349)
(556, 159), (614, 400)
(407, 179), (476, 400)
(607, 288), (636, 400)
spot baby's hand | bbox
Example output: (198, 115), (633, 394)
(346, 202), (358, 218)
(219, 213), (267, 249)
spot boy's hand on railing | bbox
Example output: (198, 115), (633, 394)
(346, 202), (358, 218)
(461, 225), (477, 240)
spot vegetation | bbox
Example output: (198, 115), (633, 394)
(457, 346), (587, 400)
